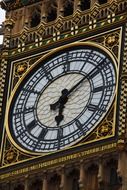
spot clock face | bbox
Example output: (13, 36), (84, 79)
(7, 43), (116, 154)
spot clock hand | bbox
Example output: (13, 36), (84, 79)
(67, 58), (106, 97)
(50, 100), (60, 111)
(50, 58), (106, 110)
(50, 89), (68, 110)
(55, 104), (64, 126)
(55, 90), (68, 125)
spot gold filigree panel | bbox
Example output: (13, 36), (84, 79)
(2, 136), (32, 166)
(92, 30), (120, 59)
(85, 107), (114, 143)
(12, 56), (42, 89)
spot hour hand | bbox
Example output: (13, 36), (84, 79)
(55, 104), (65, 126)
(50, 89), (68, 111)
(55, 114), (64, 126)
(50, 101), (60, 110)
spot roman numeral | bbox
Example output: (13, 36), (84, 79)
(93, 84), (115, 93)
(27, 120), (36, 131)
(63, 52), (71, 73)
(80, 51), (93, 71)
(24, 107), (34, 114)
(75, 119), (86, 135)
(88, 58), (107, 79)
(38, 128), (48, 140)
(22, 88), (40, 94)
(89, 68), (100, 78)
(57, 128), (63, 150)
(87, 104), (106, 113)
(93, 86), (103, 93)
(63, 62), (70, 73)
(87, 104), (99, 112)
(14, 107), (35, 116)
(42, 66), (53, 81)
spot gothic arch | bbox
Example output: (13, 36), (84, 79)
(63, 0), (74, 17)
(80, 0), (90, 11)
(30, 6), (41, 28)
(98, 0), (108, 5)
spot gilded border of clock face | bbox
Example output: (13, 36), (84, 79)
(6, 42), (118, 155)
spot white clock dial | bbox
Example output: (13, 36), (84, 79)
(37, 73), (90, 127)
(7, 43), (116, 154)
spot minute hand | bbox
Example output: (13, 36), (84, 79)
(50, 58), (106, 111)
(67, 58), (106, 97)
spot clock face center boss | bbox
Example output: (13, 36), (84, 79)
(7, 43), (117, 154)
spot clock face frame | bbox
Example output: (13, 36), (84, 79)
(6, 42), (117, 154)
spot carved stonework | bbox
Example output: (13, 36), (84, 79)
(5, 0), (125, 56)
(2, 136), (32, 166)
(118, 22), (127, 144)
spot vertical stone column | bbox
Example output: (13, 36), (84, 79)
(41, 1), (47, 22)
(79, 160), (85, 190)
(6, 10), (13, 20)
(18, 8), (25, 31)
(42, 175), (48, 190)
(90, 0), (99, 7)
(22, 7), (26, 27)
(57, 0), (64, 17)
(24, 6), (29, 27)
(98, 159), (104, 190)
(24, 176), (29, 190)
(74, 0), (81, 12)
(3, 18), (14, 41)
(0, 18), (13, 118)
(59, 167), (66, 190)
(118, 151), (127, 190)
(15, 10), (23, 33)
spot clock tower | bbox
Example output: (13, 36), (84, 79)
(0, 0), (127, 190)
